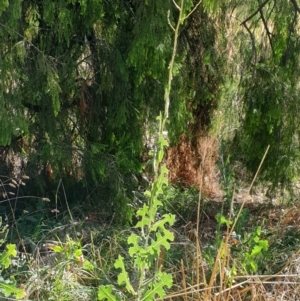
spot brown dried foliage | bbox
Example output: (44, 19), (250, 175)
(166, 133), (223, 198)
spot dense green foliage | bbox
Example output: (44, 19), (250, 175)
(1, 0), (300, 220)
(225, 0), (300, 184)
(0, 0), (223, 221)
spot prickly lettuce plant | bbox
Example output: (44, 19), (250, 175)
(98, 1), (201, 299)
(98, 116), (175, 301)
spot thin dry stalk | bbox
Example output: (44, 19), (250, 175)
(180, 259), (188, 301)
(204, 243), (226, 299)
(196, 232), (207, 287)
(96, 249), (103, 268)
(230, 271), (300, 300)
(228, 145), (270, 242)
(202, 145), (270, 300)
(197, 137), (210, 300)
(163, 284), (220, 300)
(195, 231), (201, 300)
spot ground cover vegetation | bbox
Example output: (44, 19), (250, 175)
(0, 0), (300, 300)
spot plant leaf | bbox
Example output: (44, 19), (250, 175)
(0, 278), (26, 299)
(141, 272), (173, 300)
(52, 245), (64, 253)
(98, 285), (117, 301)
(0, 244), (16, 269)
(114, 255), (136, 295)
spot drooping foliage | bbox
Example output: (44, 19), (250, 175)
(0, 1), (148, 220)
(1, 0), (300, 223)
(226, 0), (300, 184)
(0, 0), (197, 221)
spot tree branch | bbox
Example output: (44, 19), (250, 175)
(240, 0), (271, 25)
(290, 0), (300, 13)
(242, 22), (257, 63)
(183, 0), (202, 21)
(259, 7), (274, 54)
(281, 1), (299, 64)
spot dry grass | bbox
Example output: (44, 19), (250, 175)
(190, 251), (300, 300)
(13, 195), (300, 301)
(159, 199), (300, 301)
(162, 144), (300, 301)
